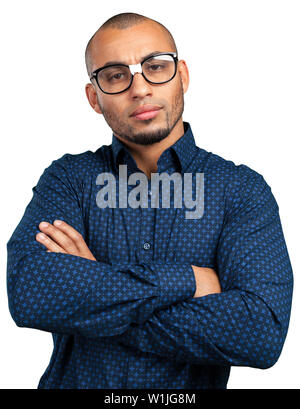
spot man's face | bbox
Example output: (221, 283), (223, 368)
(86, 21), (189, 145)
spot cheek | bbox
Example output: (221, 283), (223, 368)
(163, 82), (183, 107)
(151, 84), (176, 108)
(96, 93), (104, 110)
(101, 96), (127, 115)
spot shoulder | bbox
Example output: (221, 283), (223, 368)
(197, 148), (277, 217)
(42, 144), (113, 177)
(199, 148), (269, 191)
(36, 145), (113, 194)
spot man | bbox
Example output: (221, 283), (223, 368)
(7, 12), (293, 389)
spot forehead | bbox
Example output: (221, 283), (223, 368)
(90, 22), (173, 69)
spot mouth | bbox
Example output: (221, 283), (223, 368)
(130, 105), (162, 121)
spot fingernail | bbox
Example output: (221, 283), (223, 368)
(37, 233), (46, 240)
(54, 220), (62, 226)
(40, 222), (48, 228)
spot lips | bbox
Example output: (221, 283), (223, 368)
(130, 104), (162, 117)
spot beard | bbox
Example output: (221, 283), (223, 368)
(97, 81), (185, 146)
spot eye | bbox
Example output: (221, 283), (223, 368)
(109, 73), (124, 81)
(149, 64), (164, 71)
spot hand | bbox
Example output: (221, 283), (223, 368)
(191, 265), (221, 298)
(36, 220), (97, 261)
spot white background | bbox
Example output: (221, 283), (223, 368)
(0, 0), (299, 389)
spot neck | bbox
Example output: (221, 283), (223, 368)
(115, 119), (185, 179)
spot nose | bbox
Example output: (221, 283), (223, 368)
(129, 72), (153, 99)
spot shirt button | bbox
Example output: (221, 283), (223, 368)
(149, 191), (152, 196)
(143, 242), (151, 250)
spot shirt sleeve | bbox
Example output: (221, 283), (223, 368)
(6, 155), (196, 338)
(115, 168), (294, 369)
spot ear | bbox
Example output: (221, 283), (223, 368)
(177, 60), (189, 94)
(85, 83), (103, 114)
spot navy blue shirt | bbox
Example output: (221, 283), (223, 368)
(6, 121), (293, 388)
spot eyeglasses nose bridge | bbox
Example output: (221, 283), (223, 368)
(129, 63), (142, 75)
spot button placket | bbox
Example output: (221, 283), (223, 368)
(137, 187), (155, 261)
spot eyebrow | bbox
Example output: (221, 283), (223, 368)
(102, 51), (164, 67)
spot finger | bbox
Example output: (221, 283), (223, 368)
(53, 220), (97, 261)
(39, 221), (78, 253)
(52, 220), (89, 252)
(36, 232), (67, 253)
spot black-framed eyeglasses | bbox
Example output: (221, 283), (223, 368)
(90, 52), (178, 95)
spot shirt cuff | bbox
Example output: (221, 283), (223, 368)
(153, 262), (196, 309)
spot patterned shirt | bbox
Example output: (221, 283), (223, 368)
(6, 121), (293, 389)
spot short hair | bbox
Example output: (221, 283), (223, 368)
(85, 12), (178, 77)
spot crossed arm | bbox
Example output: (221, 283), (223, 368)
(35, 220), (221, 299)
(7, 155), (293, 368)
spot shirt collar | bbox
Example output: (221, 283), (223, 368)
(169, 121), (198, 172)
(111, 121), (198, 172)
(111, 131), (128, 170)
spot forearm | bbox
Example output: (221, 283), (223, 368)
(116, 279), (293, 368)
(7, 247), (196, 338)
